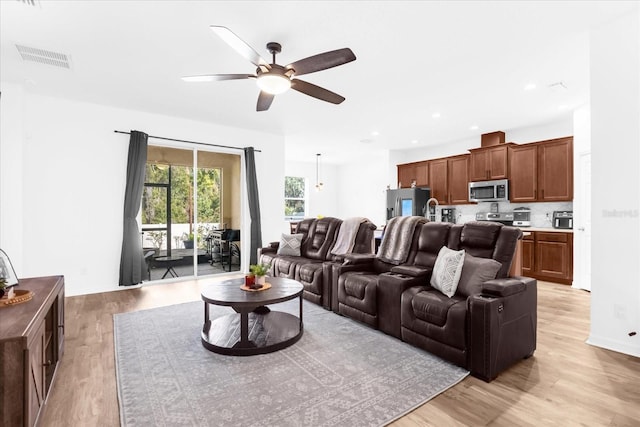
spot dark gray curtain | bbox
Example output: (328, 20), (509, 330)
(119, 131), (148, 286)
(244, 147), (262, 265)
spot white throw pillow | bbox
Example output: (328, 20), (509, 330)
(430, 246), (466, 298)
(277, 233), (303, 256)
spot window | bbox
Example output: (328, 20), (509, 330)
(284, 176), (306, 220)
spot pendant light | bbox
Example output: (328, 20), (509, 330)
(315, 153), (324, 191)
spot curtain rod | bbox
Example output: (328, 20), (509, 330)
(114, 130), (261, 152)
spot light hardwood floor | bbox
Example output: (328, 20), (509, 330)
(39, 279), (640, 426)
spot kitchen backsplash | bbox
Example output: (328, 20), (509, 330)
(437, 201), (573, 228)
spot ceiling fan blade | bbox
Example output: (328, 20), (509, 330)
(210, 26), (270, 69)
(291, 79), (345, 104)
(181, 74), (254, 82)
(286, 48), (356, 76)
(257, 91), (275, 111)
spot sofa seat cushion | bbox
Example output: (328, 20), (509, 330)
(403, 289), (468, 350)
(297, 262), (324, 294)
(273, 256), (303, 278)
(338, 272), (378, 316)
(258, 252), (278, 271)
(410, 290), (463, 326)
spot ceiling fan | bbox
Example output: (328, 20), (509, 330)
(182, 26), (356, 111)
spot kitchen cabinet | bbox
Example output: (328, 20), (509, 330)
(1, 276), (65, 427)
(428, 158), (448, 204)
(397, 161), (428, 188)
(428, 155), (469, 205)
(447, 155), (470, 204)
(468, 144), (511, 181)
(519, 231), (573, 284)
(521, 233), (535, 276)
(537, 137), (573, 201)
(509, 137), (573, 202)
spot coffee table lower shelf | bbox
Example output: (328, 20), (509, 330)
(201, 310), (303, 356)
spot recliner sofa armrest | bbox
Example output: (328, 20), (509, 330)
(481, 276), (535, 297)
(390, 265), (432, 278)
(258, 245), (278, 256)
(468, 277), (537, 382)
(343, 253), (376, 266)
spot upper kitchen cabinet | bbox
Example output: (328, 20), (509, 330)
(509, 144), (538, 202)
(447, 154), (470, 204)
(509, 136), (573, 202)
(397, 161), (428, 188)
(428, 155), (469, 205)
(468, 143), (512, 181)
(537, 137), (573, 201)
(428, 158), (448, 204)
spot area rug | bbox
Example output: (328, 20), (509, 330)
(114, 299), (469, 427)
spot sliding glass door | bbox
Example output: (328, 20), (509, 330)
(141, 145), (240, 282)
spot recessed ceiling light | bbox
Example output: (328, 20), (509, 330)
(432, 112), (441, 119)
(470, 125), (479, 131)
(360, 138), (373, 144)
(411, 139), (418, 144)
(371, 131), (380, 137)
(524, 83), (537, 91)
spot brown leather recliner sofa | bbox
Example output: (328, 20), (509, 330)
(258, 217), (376, 309)
(332, 217), (537, 382)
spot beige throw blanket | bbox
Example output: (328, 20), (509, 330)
(377, 216), (427, 265)
(331, 217), (367, 255)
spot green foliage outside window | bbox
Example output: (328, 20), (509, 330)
(142, 164), (221, 247)
(284, 176), (306, 217)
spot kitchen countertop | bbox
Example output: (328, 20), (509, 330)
(517, 227), (573, 233)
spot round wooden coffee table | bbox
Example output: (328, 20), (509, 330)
(200, 277), (304, 355)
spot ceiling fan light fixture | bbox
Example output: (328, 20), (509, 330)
(257, 73), (291, 95)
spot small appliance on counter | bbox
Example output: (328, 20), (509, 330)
(441, 208), (456, 223)
(512, 207), (531, 227)
(553, 211), (573, 229)
(475, 211), (514, 226)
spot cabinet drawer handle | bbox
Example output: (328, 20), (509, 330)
(58, 324), (64, 330)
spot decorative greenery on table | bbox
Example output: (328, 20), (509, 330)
(249, 263), (270, 277)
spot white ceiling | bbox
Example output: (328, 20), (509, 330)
(1, 1), (636, 164)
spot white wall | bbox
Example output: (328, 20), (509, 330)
(0, 82), (25, 271)
(285, 152), (391, 230)
(0, 89), (285, 296)
(285, 159), (340, 220)
(336, 151), (390, 228)
(588, 8), (640, 357)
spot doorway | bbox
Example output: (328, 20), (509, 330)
(573, 150), (591, 291)
(141, 145), (241, 281)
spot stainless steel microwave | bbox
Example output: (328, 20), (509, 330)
(469, 179), (509, 203)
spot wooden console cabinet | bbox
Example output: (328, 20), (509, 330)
(0, 275), (65, 427)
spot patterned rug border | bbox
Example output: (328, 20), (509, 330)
(114, 300), (469, 427)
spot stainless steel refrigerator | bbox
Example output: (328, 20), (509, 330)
(386, 188), (431, 220)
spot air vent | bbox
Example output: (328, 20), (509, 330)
(15, 44), (71, 69)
